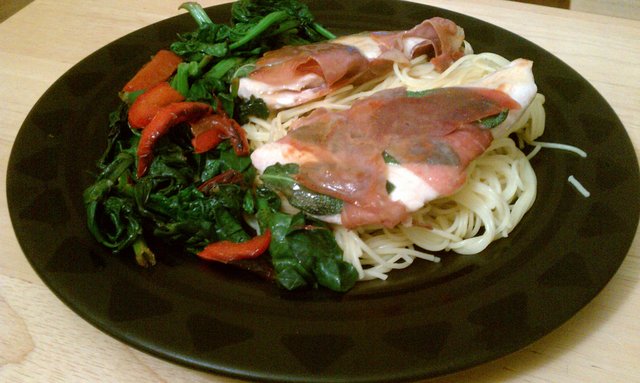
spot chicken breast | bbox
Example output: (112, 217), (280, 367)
(251, 59), (537, 227)
(238, 17), (465, 110)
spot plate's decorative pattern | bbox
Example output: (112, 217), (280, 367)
(7, 1), (639, 382)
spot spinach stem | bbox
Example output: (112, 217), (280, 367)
(204, 57), (242, 81)
(133, 236), (156, 267)
(266, 20), (300, 37)
(179, 2), (213, 28)
(229, 10), (289, 50)
(312, 22), (336, 40)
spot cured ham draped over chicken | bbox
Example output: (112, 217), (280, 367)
(251, 59), (538, 228)
(238, 17), (466, 109)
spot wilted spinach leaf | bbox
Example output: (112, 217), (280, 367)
(256, 187), (357, 291)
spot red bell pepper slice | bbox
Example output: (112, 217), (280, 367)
(197, 230), (271, 263)
(128, 82), (185, 129)
(190, 113), (233, 154)
(226, 116), (251, 157)
(137, 101), (212, 178)
(190, 111), (250, 156)
(122, 50), (183, 93)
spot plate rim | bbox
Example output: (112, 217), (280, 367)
(7, 1), (640, 382)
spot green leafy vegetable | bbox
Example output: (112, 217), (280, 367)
(229, 10), (290, 50)
(84, 1), (355, 292)
(180, 2), (215, 27)
(86, 122), (256, 254)
(255, 187), (358, 291)
(169, 0), (333, 119)
(230, 0), (336, 41)
(236, 96), (269, 124)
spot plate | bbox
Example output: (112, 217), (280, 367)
(7, 1), (640, 382)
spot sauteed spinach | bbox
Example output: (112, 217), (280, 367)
(83, 0), (358, 292)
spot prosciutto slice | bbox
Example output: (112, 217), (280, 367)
(252, 87), (518, 228)
(238, 17), (465, 109)
(251, 59), (537, 228)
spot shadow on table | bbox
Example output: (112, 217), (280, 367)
(0, 0), (34, 23)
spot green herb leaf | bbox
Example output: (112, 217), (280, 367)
(261, 163), (343, 216)
(382, 150), (399, 164)
(478, 109), (509, 129)
(386, 181), (396, 194)
(406, 88), (438, 98)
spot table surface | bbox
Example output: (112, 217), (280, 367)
(1, 1), (639, 382)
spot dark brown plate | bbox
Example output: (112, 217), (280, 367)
(7, 1), (640, 382)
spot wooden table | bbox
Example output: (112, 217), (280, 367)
(1, 1), (639, 382)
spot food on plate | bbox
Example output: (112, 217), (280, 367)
(237, 16), (465, 109)
(84, 0), (548, 291)
(251, 60), (536, 229)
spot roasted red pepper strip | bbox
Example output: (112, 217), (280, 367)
(122, 50), (183, 93)
(190, 106), (250, 156)
(128, 82), (185, 129)
(190, 114), (232, 153)
(197, 230), (271, 263)
(198, 169), (245, 195)
(137, 102), (213, 178)
(226, 116), (251, 156)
